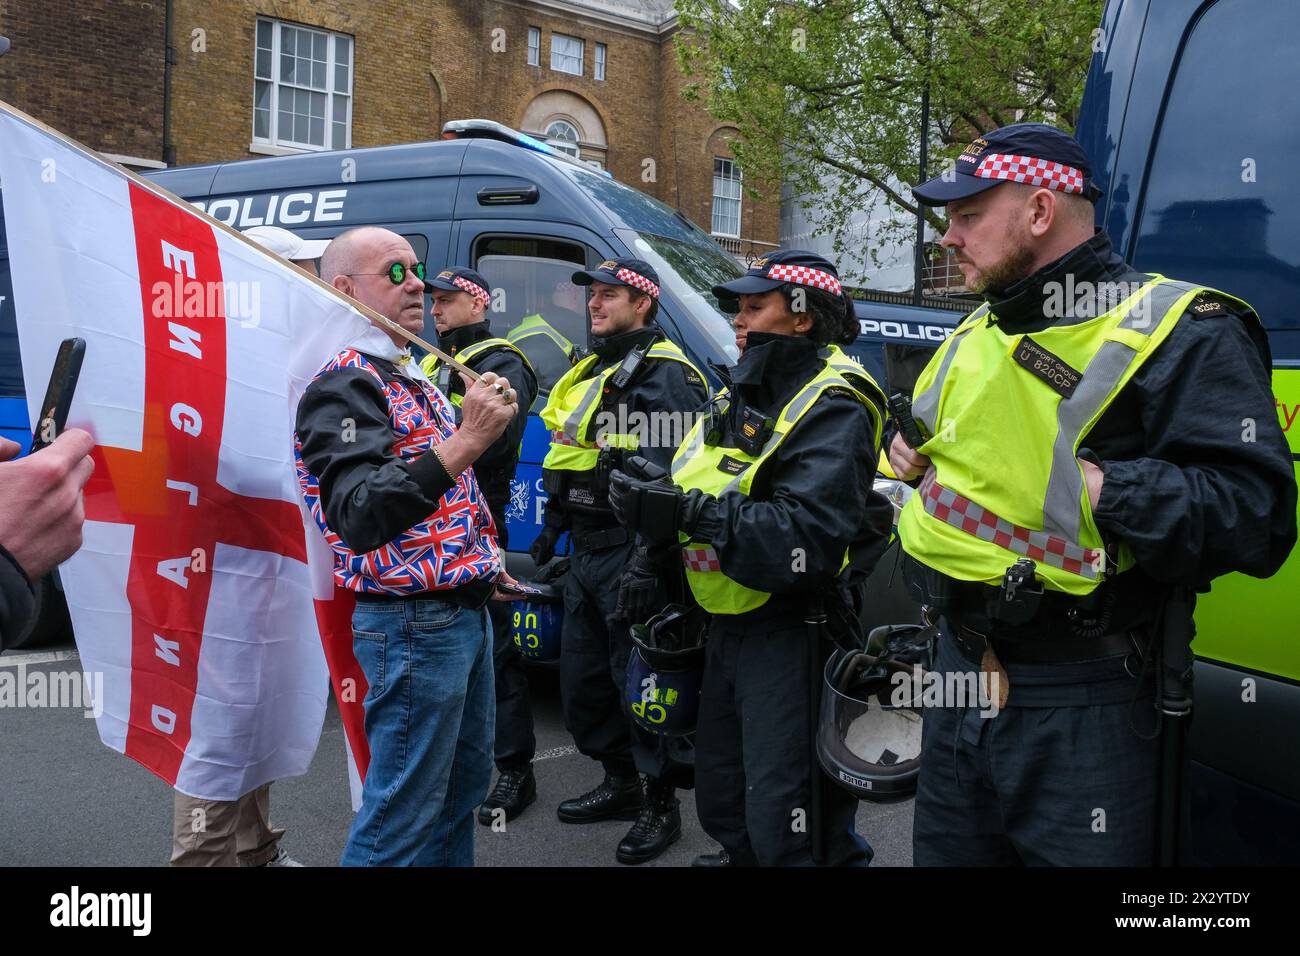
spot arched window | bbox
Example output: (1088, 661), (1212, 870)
(545, 120), (580, 157)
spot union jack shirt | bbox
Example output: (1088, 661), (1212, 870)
(294, 348), (502, 595)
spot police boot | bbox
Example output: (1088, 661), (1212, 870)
(615, 780), (681, 865)
(556, 772), (643, 824)
(477, 767), (537, 826)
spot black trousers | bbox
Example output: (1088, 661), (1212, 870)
(911, 625), (1160, 866)
(485, 503), (536, 773)
(558, 538), (691, 787)
(695, 613), (872, 866)
(488, 596), (535, 771)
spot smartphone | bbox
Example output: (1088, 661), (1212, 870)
(29, 337), (86, 452)
(495, 580), (542, 598)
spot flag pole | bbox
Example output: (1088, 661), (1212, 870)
(0, 99), (481, 383)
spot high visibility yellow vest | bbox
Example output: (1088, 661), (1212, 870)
(420, 337), (533, 408)
(670, 362), (876, 614)
(509, 313), (575, 358)
(819, 344), (886, 449)
(897, 275), (1257, 595)
(540, 339), (705, 473)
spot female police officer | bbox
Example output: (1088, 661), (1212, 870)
(609, 250), (891, 866)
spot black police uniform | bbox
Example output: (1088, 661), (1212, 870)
(906, 125), (1297, 866)
(545, 325), (707, 774)
(609, 250), (894, 866)
(694, 334), (885, 866)
(432, 319), (538, 778)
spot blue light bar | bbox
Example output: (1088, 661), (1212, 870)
(442, 119), (613, 178)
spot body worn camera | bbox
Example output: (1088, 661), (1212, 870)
(736, 405), (774, 456)
(888, 392), (928, 449)
(989, 558), (1044, 625)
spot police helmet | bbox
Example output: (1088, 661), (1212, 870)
(510, 559), (568, 664)
(816, 623), (937, 800)
(625, 604), (707, 737)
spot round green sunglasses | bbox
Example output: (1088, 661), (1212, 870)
(347, 262), (427, 284)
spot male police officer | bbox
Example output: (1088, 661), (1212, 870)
(532, 257), (709, 863)
(419, 267), (540, 824)
(891, 123), (1296, 866)
(611, 250), (892, 866)
(508, 279), (583, 392)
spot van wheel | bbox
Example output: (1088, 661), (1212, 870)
(10, 575), (74, 651)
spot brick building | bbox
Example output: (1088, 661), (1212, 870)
(0, 0), (778, 257)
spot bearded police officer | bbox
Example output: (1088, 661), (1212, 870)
(611, 250), (893, 866)
(891, 123), (1296, 866)
(419, 267), (541, 825)
(533, 257), (709, 863)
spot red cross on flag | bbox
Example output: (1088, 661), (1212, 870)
(0, 102), (374, 803)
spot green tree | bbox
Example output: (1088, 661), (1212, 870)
(676, 0), (1104, 268)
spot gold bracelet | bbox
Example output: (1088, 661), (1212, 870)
(431, 445), (456, 482)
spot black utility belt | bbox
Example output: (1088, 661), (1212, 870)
(903, 553), (1151, 641)
(571, 525), (629, 553)
(942, 616), (1140, 665)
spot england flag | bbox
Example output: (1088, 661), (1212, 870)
(0, 101), (372, 803)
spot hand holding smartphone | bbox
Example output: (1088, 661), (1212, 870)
(31, 337), (86, 452)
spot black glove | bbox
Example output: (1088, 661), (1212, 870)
(608, 470), (710, 547)
(615, 547), (665, 625)
(530, 526), (560, 567)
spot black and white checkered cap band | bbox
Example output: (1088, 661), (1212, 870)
(452, 276), (491, 305)
(766, 263), (842, 296)
(615, 268), (660, 299)
(974, 153), (1086, 194)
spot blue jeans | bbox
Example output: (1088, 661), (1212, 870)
(340, 596), (495, 866)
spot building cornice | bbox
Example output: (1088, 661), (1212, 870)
(494, 0), (681, 39)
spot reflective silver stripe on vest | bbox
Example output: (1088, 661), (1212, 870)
(817, 347), (886, 431)
(717, 379), (827, 498)
(516, 325), (570, 352)
(682, 546), (721, 572)
(911, 303), (989, 434)
(920, 471), (1102, 579)
(671, 394), (728, 481)
(1040, 279), (1199, 543)
(560, 361), (605, 440)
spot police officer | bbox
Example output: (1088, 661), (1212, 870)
(892, 123), (1297, 866)
(610, 250), (892, 866)
(420, 267), (540, 824)
(507, 279), (582, 392)
(531, 257), (709, 864)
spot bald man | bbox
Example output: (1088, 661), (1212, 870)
(295, 227), (519, 866)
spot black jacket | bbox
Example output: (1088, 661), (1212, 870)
(690, 332), (890, 615)
(435, 321), (539, 512)
(977, 230), (1296, 591)
(0, 546), (35, 651)
(296, 353), (466, 555)
(543, 323), (709, 531)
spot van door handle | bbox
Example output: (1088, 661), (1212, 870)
(477, 186), (540, 205)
